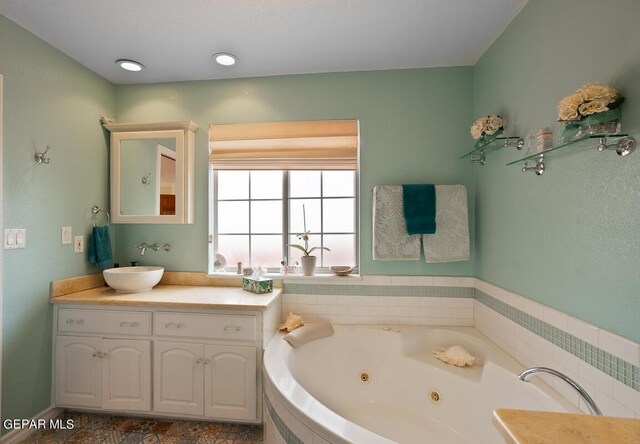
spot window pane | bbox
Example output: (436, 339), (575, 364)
(217, 235), (249, 267)
(218, 171), (249, 200)
(323, 198), (355, 233)
(251, 171), (283, 199)
(323, 234), (356, 267)
(251, 235), (282, 267)
(217, 201), (248, 233)
(289, 199), (321, 234)
(289, 171), (320, 197)
(322, 171), (355, 197)
(251, 201), (282, 233)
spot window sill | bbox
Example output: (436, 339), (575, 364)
(206, 272), (363, 283)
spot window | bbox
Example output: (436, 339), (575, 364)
(212, 169), (357, 271)
(208, 120), (358, 273)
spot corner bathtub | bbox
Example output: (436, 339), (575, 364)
(263, 325), (579, 444)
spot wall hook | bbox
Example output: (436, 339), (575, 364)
(34, 145), (52, 164)
(141, 173), (151, 185)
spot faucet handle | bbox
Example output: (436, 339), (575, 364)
(151, 243), (161, 252)
(163, 243), (172, 252)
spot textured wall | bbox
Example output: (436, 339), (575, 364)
(473, 0), (640, 341)
(0, 15), (115, 425)
(114, 68), (476, 276)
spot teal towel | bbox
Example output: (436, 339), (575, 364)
(402, 184), (436, 235)
(88, 226), (113, 269)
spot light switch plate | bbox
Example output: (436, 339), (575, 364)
(4, 228), (26, 249)
(62, 226), (72, 245)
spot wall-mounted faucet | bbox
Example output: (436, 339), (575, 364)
(131, 243), (149, 256)
(132, 242), (172, 255)
(518, 367), (602, 415)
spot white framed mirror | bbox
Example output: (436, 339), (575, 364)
(105, 121), (198, 224)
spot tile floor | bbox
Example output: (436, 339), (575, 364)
(20, 411), (263, 444)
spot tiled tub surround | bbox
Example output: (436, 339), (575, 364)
(280, 276), (639, 420)
(282, 276), (474, 327)
(474, 279), (640, 419)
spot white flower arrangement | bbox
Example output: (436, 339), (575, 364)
(557, 82), (621, 122)
(557, 82), (624, 141)
(470, 115), (504, 141)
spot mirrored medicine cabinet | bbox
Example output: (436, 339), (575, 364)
(104, 121), (198, 224)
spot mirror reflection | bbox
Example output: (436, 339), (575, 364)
(120, 138), (177, 216)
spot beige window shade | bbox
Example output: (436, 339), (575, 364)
(209, 119), (358, 170)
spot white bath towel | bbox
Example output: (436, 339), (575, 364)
(372, 185), (421, 260)
(423, 185), (470, 263)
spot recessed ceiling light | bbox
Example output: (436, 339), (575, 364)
(212, 53), (238, 66)
(116, 59), (145, 72)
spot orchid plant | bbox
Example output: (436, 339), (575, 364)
(288, 204), (330, 257)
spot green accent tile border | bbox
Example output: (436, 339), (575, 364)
(264, 393), (304, 444)
(284, 283), (473, 298)
(475, 289), (640, 392)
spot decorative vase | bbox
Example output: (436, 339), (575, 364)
(300, 256), (317, 276)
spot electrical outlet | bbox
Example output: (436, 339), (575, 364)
(74, 235), (84, 253)
(62, 227), (72, 245)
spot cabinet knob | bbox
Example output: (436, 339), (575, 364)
(120, 321), (139, 328)
(176, 323), (185, 329)
(224, 325), (241, 332)
(66, 319), (75, 324)
(77, 319), (84, 325)
(165, 322), (176, 328)
(195, 358), (204, 365)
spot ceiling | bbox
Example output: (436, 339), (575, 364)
(0, 0), (528, 85)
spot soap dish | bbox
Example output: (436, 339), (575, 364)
(330, 266), (354, 276)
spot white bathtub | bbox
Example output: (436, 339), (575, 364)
(263, 325), (579, 444)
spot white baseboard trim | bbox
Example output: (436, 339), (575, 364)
(1, 406), (64, 444)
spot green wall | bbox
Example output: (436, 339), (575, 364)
(0, 15), (115, 425)
(473, 0), (640, 341)
(114, 68), (476, 276)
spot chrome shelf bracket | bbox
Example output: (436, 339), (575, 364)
(470, 150), (486, 166)
(596, 136), (635, 157)
(504, 137), (525, 150)
(521, 154), (545, 176)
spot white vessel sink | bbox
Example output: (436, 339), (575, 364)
(103, 266), (164, 293)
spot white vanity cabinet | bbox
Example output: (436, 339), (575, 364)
(52, 296), (280, 424)
(55, 307), (153, 412)
(153, 341), (257, 420)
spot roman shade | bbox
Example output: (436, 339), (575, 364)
(209, 119), (358, 170)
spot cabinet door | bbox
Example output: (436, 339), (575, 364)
(153, 341), (204, 415)
(204, 344), (257, 420)
(102, 339), (151, 411)
(56, 336), (101, 408)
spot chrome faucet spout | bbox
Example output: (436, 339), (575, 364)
(131, 243), (148, 256)
(518, 367), (602, 415)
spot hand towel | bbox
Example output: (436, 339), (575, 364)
(88, 225), (113, 269)
(283, 322), (334, 348)
(372, 186), (421, 260)
(422, 185), (470, 262)
(402, 184), (436, 235)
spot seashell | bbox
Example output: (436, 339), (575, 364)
(432, 345), (479, 367)
(279, 313), (305, 332)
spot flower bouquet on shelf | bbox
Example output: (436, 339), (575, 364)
(557, 82), (624, 142)
(470, 115), (504, 148)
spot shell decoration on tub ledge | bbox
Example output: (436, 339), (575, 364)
(433, 345), (480, 367)
(279, 313), (305, 332)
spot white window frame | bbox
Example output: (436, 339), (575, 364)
(208, 168), (358, 274)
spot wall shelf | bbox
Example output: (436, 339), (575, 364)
(507, 134), (636, 175)
(461, 135), (524, 165)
